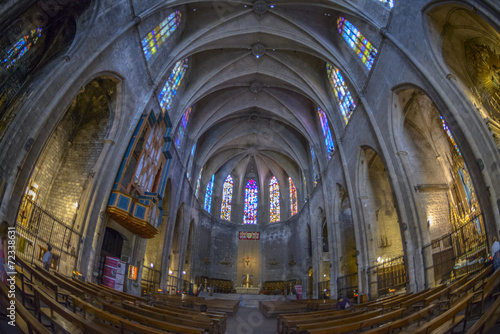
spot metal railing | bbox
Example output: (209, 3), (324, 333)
(318, 280), (330, 299)
(15, 197), (82, 275)
(368, 255), (406, 297)
(337, 272), (358, 299)
(142, 265), (162, 294)
(423, 212), (486, 284)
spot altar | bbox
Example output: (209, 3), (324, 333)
(235, 287), (260, 294)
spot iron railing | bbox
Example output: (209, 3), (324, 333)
(15, 197), (82, 275)
(368, 255), (406, 297)
(337, 272), (358, 299)
(422, 212), (486, 284)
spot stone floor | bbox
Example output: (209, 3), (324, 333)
(224, 306), (277, 334)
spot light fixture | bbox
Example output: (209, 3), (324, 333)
(169, 270), (173, 275)
(182, 271), (186, 275)
(74, 202), (79, 209)
(150, 263), (154, 268)
(323, 274), (327, 277)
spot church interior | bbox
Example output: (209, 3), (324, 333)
(1, 0), (500, 333)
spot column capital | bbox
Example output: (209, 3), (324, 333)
(396, 151), (408, 157)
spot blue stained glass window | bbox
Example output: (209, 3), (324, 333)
(440, 116), (461, 156)
(269, 176), (280, 222)
(220, 174), (233, 221)
(310, 146), (319, 187)
(175, 106), (193, 149)
(337, 17), (378, 70)
(317, 107), (335, 159)
(244, 179), (258, 224)
(141, 11), (181, 62)
(204, 174), (214, 213)
(327, 63), (356, 124)
(1, 27), (42, 70)
(289, 177), (298, 215)
(195, 167), (203, 198)
(186, 143), (196, 181)
(158, 58), (188, 113)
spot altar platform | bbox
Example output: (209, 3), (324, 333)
(235, 287), (260, 294)
(199, 292), (285, 308)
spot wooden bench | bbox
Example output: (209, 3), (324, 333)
(0, 278), (51, 334)
(412, 292), (473, 334)
(278, 308), (354, 334)
(32, 284), (115, 334)
(354, 292), (413, 311)
(466, 289), (500, 333)
(260, 301), (307, 318)
(471, 266), (500, 315)
(290, 309), (387, 334)
(88, 281), (148, 304)
(143, 303), (227, 333)
(450, 265), (492, 301)
(305, 308), (405, 334)
(123, 302), (220, 334)
(193, 298), (239, 315)
(17, 257), (71, 306)
(73, 296), (175, 334)
(102, 301), (207, 333)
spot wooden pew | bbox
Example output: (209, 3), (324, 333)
(304, 308), (405, 334)
(466, 290), (500, 334)
(73, 297), (175, 334)
(450, 265), (493, 301)
(361, 303), (437, 334)
(17, 257), (71, 305)
(278, 308), (354, 334)
(32, 285), (115, 334)
(115, 303), (223, 334)
(193, 298), (239, 315)
(354, 292), (413, 310)
(259, 301), (307, 318)
(471, 266), (500, 315)
(33, 264), (86, 299)
(412, 293), (473, 334)
(0, 278), (51, 334)
(143, 303), (227, 333)
(102, 301), (207, 333)
(289, 309), (386, 334)
(88, 281), (148, 304)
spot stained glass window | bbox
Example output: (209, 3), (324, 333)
(158, 58), (188, 113)
(269, 176), (280, 222)
(378, 0), (394, 8)
(310, 146), (319, 187)
(195, 167), (203, 198)
(327, 63), (356, 124)
(175, 106), (193, 149)
(142, 11), (181, 62)
(186, 143), (196, 181)
(337, 17), (378, 70)
(1, 27), (42, 70)
(244, 179), (258, 224)
(289, 177), (298, 215)
(220, 174), (233, 221)
(204, 174), (214, 213)
(440, 116), (461, 156)
(317, 107), (335, 159)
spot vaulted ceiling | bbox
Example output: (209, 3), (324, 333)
(148, 0), (388, 192)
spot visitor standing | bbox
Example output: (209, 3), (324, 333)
(492, 237), (500, 271)
(43, 244), (53, 271)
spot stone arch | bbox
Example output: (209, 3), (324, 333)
(424, 4), (500, 148)
(336, 183), (358, 298)
(15, 76), (116, 275)
(358, 147), (404, 297)
(395, 88), (486, 284)
(0, 1), (91, 140)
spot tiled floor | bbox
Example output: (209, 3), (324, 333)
(225, 306), (277, 334)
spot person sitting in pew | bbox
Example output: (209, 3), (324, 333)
(336, 297), (351, 310)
